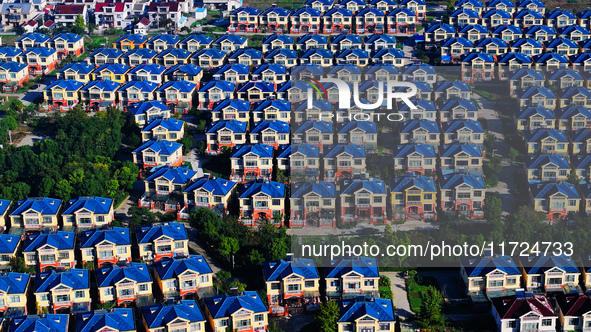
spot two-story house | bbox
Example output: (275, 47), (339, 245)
(9, 197), (62, 231)
(230, 144), (274, 183)
(141, 300), (206, 332)
(325, 257), (379, 300)
(80, 227), (131, 267)
(514, 107), (556, 131)
(96, 263), (153, 305)
(393, 143), (437, 175)
(43, 79), (84, 111)
(239, 181), (285, 226)
(61, 196), (113, 229)
(141, 118), (185, 142)
(23, 231), (75, 272)
(323, 144), (366, 182)
(205, 120), (247, 154)
(390, 174), (437, 221)
(525, 154), (571, 182)
(520, 255), (580, 292)
(460, 255), (522, 294)
(263, 255), (320, 307)
(136, 222), (189, 262)
(336, 298), (395, 332)
(140, 166), (198, 212)
(530, 181), (580, 220)
(440, 143), (484, 174)
(340, 178), (387, 224)
(181, 177), (237, 218)
(438, 173), (486, 218)
(153, 256), (214, 299)
(132, 140), (182, 172)
(35, 269), (90, 314)
(525, 129), (570, 155)
(0, 272), (29, 315)
(76, 308), (135, 332)
(290, 182), (335, 227)
(491, 294), (557, 332)
(203, 291), (268, 332)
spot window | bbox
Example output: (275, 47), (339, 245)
(9, 295), (19, 303)
(143, 244), (153, 252)
(139, 284), (148, 292)
(424, 194), (433, 200)
(270, 283), (280, 290)
(566, 275), (576, 282)
(219, 319), (229, 327)
(85, 249), (93, 257)
(379, 323), (390, 331)
(305, 280), (314, 288)
(175, 241), (184, 249)
(166, 280), (176, 289)
(39, 293), (49, 301)
(506, 321), (516, 328)
(373, 197), (382, 203)
(75, 291), (85, 298)
(541, 319), (553, 326)
(117, 247), (127, 255)
(569, 317), (580, 326)
(272, 199), (281, 206)
(254, 314), (265, 322)
(43, 216), (52, 224)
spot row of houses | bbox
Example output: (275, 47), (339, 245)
(229, 3), (423, 34)
(461, 254), (591, 332)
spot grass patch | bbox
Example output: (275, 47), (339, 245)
(472, 88), (501, 101)
(0, 34), (19, 47)
(406, 272), (440, 313)
(202, 26), (227, 33)
(416, 26), (424, 32)
(248, 34), (266, 49)
(0, 97), (19, 111)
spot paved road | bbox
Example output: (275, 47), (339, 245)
(288, 219), (438, 236)
(474, 95), (516, 216)
(381, 271), (417, 331)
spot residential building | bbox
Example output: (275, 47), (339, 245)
(514, 107), (556, 131)
(181, 177), (237, 218)
(529, 181), (580, 220)
(249, 121), (290, 149)
(127, 64), (166, 84)
(86, 48), (124, 67)
(340, 178), (387, 224)
(393, 143), (437, 175)
(337, 121), (378, 152)
(56, 63), (94, 83)
(81, 80), (121, 111)
(21, 47), (58, 75)
(433, 81), (472, 100)
(336, 298), (395, 332)
(571, 129), (591, 155)
(76, 309), (135, 332)
(23, 231), (75, 271)
(9, 197), (62, 231)
(491, 294), (557, 332)
(205, 120), (247, 154)
(43, 80), (84, 111)
(212, 34), (248, 52)
(252, 99), (290, 123)
(323, 144), (366, 182)
(156, 81), (197, 113)
(197, 81), (235, 110)
(141, 118), (185, 142)
(6, 314), (68, 332)
(290, 7), (322, 34)
(355, 7), (384, 34)
(0, 235), (20, 267)
(525, 154), (571, 182)
(0, 199), (9, 229)
(0, 62), (28, 92)
(0, 272), (29, 315)
(438, 173), (486, 218)
(441, 120), (484, 146)
(390, 175), (437, 221)
(263, 255), (320, 306)
(519, 255), (580, 292)
(554, 293), (591, 331)
(440, 143), (484, 174)
(0, 4), (35, 27)
(132, 140), (182, 171)
(61, 196), (113, 228)
(239, 181), (285, 226)
(525, 129), (569, 155)
(460, 255), (522, 294)
(387, 8), (416, 34)
(140, 166), (198, 212)
(203, 292), (268, 332)
(112, 34), (148, 50)
(180, 34), (213, 52)
(127, 100), (170, 126)
(399, 120), (440, 149)
(147, 35), (180, 52)
(296, 34), (327, 50)
(230, 144), (274, 183)
(80, 227), (131, 267)
(153, 256), (214, 299)
(95, 3), (130, 29)
(325, 257), (379, 300)
(573, 155), (591, 183)
(192, 49), (227, 69)
(440, 99), (479, 122)
(49, 33), (84, 59)
(15, 33), (50, 50)
(164, 64), (203, 86)
(96, 263), (153, 305)
(322, 7), (353, 34)
(141, 300), (206, 332)
(34, 269), (90, 315)
(136, 222), (189, 262)
(290, 182), (335, 227)
(229, 6), (260, 32)
(118, 81), (159, 107)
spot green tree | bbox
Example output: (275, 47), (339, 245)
(567, 171), (581, 186)
(508, 147), (520, 161)
(316, 301), (340, 332)
(416, 286), (445, 329)
(9, 256), (34, 273)
(219, 237), (239, 268)
(484, 192), (503, 222)
(73, 15), (85, 34)
(484, 131), (496, 154)
(54, 179), (73, 201)
(228, 279), (247, 292)
(247, 249), (265, 266)
(1, 116), (17, 131)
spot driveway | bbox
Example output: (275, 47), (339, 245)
(381, 272), (413, 319)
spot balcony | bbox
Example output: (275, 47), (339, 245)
(118, 293), (136, 300)
(236, 326), (252, 331)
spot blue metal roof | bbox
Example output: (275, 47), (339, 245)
(136, 222), (188, 244)
(545, 37), (578, 50)
(325, 6), (352, 17)
(291, 7), (322, 17)
(404, 64), (436, 75)
(212, 99), (250, 113)
(509, 69), (544, 81)
(290, 143), (319, 158)
(184, 177), (237, 195)
(509, 38), (542, 49)
(442, 120), (484, 134)
(253, 99), (290, 114)
(393, 143), (436, 158)
(580, 183), (591, 199)
(337, 298), (395, 323)
(294, 120), (333, 134)
(158, 81), (197, 92)
(128, 100), (170, 116)
(474, 37), (507, 48)
(516, 86), (556, 99)
(236, 81), (274, 93)
(441, 143), (483, 158)
(513, 9), (543, 19)
(532, 52), (569, 64)
(337, 121), (377, 134)
(11, 197), (61, 215)
(206, 120), (247, 134)
(231, 6), (260, 15)
(164, 64), (202, 76)
(515, 106), (555, 120)
(262, 34), (293, 45)
(193, 48), (226, 60)
(129, 63), (167, 75)
(35, 269), (89, 292)
(145, 166), (196, 184)
(199, 80), (235, 93)
(81, 80), (121, 92)
(400, 120), (439, 134)
(458, 24), (488, 34)
(213, 34), (247, 46)
(546, 8), (575, 20)
(291, 182), (335, 198)
(44, 80), (84, 91)
(77, 309), (134, 332)
(324, 144), (365, 158)
(521, 254), (579, 274)
(0, 234), (19, 254)
(365, 64), (399, 75)
(481, 9), (512, 19)
(497, 52), (532, 64)
(263, 257), (319, 282)
(390, 175), (437, 193)
(450, 8), (479, 18)
(439, 173), (486, 189)
(119, 80), (159, 92)
(142, 300), (205, 328)
(215, 63), (250, 76)
(181, 34), (213, 45)
(461, 52), (495, 63)
(133, 140), (182, 156)
(148, 34), (180, 45)
(296, 34), (327, 45)
(231, 143), (273, 159)
(556, 106), (591, 120)
(341, 178), (386, 195)
(8, 314), (68, 332)
(335, 48), (370, 60)
(0, 199), (10, 216)
(440, 99), (478, 113)
(142, 118), (184, 132)
(426, 23), (455, 34)
(95, 63), (131, 75)
(17, 33), (50, 43)
(204, 291), (267, 319)
(251, 120), (289, 134)
(0, 47), (23, 57)
(0, 61), (26, 72)
(89, 48), (124, 59)
(530, 181), (580, 199)
(114, 34), (147, 44)
(326, 257), (379, 278)
(157, 49), (191, 60)
(0, 273), (29, 294)
(154, 256), (213, 280)
(560, 87), (591, 99)
(57, 63), (94, 75)
(95, 263), (151, 287)
(239, 181), (285, 198)
(253, 63), (286, 75)
(80, 227), (130, 248)
(525, 154), (570, 169)
(301, 48), (333, 59)
(461, 256), (520, 277)
(23, 231), (75, 252)
(572, 154), (591, 171)
(516, 0), (544, 8)
(441, 37), (473, 48)
(290, 64), (324, 77)
(277, 144), (291, 159)
(261, 6), (291, 16)
(525, 128), (568, 143)
(63, 196), (112, 215)
(264, 48), (297, 60)
(524, 25), (556, 36)
(330, 34), (362, 45)
(49, 32), (82, 43)
(455, 0), (482, 7)
(570, 129), (591, 143)
(228, 48), (261, 61)
(388, 7), (414, 16)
